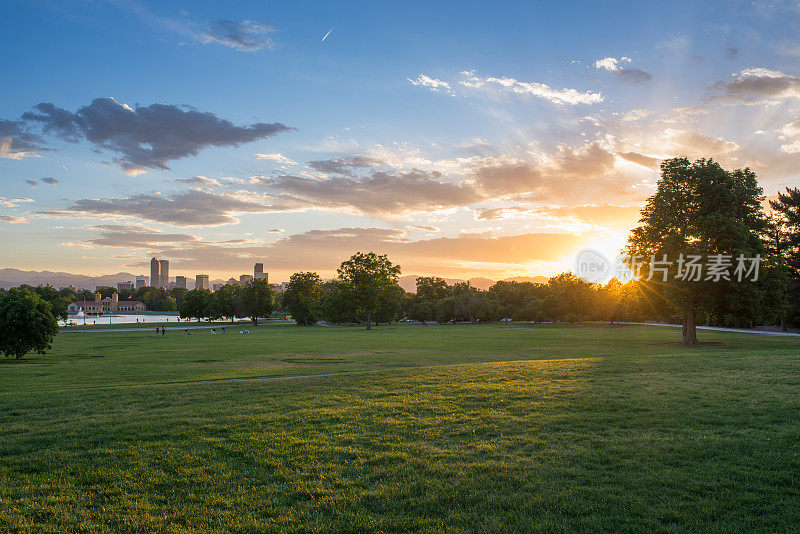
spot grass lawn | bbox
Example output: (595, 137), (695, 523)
(1, 324), (798, 532)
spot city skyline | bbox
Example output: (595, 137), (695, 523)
(2, 1), (800, 281)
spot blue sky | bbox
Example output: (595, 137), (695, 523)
(2, 0), (800, 282)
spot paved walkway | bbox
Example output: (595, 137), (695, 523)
(622, 322), (800, 337)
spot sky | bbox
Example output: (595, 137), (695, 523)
(2, 0), (800, 283)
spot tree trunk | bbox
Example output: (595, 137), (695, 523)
(682, 302), (699, 346)
(366, 310), (372, 330)
(252, 316), (258, 326)
(780, 313), (787, 333)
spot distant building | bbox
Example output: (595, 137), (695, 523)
(135, 276), (148, 289)
(240, 274), (253, 284)
(175, 276), (187, 289)
(227, 277), (238, 285)
(212, 283), (223, 291)
(196, 274), (210, 291)
(159, 259), (169, 288)
(271, 282), (289, 292)
(254, 262), (268, 282)
(150, 258), (161, 288)
(117, 281), (134, 292)
(68, 292), (145, 315)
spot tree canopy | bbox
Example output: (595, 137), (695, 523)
(627, 157), (774, 344)
(282, 272), (322, 326)
(337, 252), (402, 330)
(0, 287), (59, 360)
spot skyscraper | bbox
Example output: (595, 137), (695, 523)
(254, 262), (268, 282)
(150, 258), (160, 288)
(159, 259), (169, 288)
(135, 276), (148, 289)
(175, 275), (187, 289)
(195, 274), (210, 291)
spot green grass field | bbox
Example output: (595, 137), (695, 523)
(1, 324), (799, 532)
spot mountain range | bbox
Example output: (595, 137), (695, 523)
(0, 268), (548, 292)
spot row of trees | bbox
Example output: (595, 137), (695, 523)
(178, 279), (275, 325)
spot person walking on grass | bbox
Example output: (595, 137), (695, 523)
(161, 325), (165, 336)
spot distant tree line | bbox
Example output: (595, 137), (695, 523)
(178, 278), (275, 325)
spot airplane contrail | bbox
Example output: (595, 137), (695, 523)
(321, 27), (334, 42)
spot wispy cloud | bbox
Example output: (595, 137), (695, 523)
(199, 20), (276, 52)
(459, 71), (604, 105)
(0, 197), (35, 208)
(407, 75), (454, 95)
(0, 214), (28, 224)
(255, 153), (297, 165)
(43, 190), (271, 227)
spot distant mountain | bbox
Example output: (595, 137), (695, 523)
(503, 276), (548, 284)
(398, 274), (548, 293)
(0, 268), (144, 290)
(0, 268), (551, 292)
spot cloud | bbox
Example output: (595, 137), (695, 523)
(254, 169), (477, 216)
(306, 154), (384, 175)
(617, 151), (661, 169)
(0, 197), (35, 208)
(713, 68), (800, 103)
(25, 179), (38, 188)
(87, 228), (201, 249)
(616, 69), (653, 84)
(200, 19), (276, 52)
(0, 214), (27, 224)
(663, 129), (739, 154)
(470, 143), (628, 201)
(537, 204), (643, 227)
(407, 75), (454, 95)
(594, 57), (651, 83)
(113, 2), (277, 53)
(475, 206), (531, 220)
(44, 190), (271, 226)
(0, 119), (47, 159)
(21, 97), (293, 174)
(255, 153), (297, 165)
(176, 176), (222, 187)
(58, 242), (93, 249)
(594, 57), (630, 72)
(243, 142), (647, 217)
(41, 177), (59, 185)
(780, 118), (800, 153)
(460, 72), (603, 105)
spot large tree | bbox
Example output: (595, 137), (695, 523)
(240, 279), (275, 326)
(282, 272), (322, 326)
(0, 288), (59, 360)
(337, 252), (401, 330)
(179, 289), (211, 321)
(769, 187), (800, 328)
(627, 158), (770, 345)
